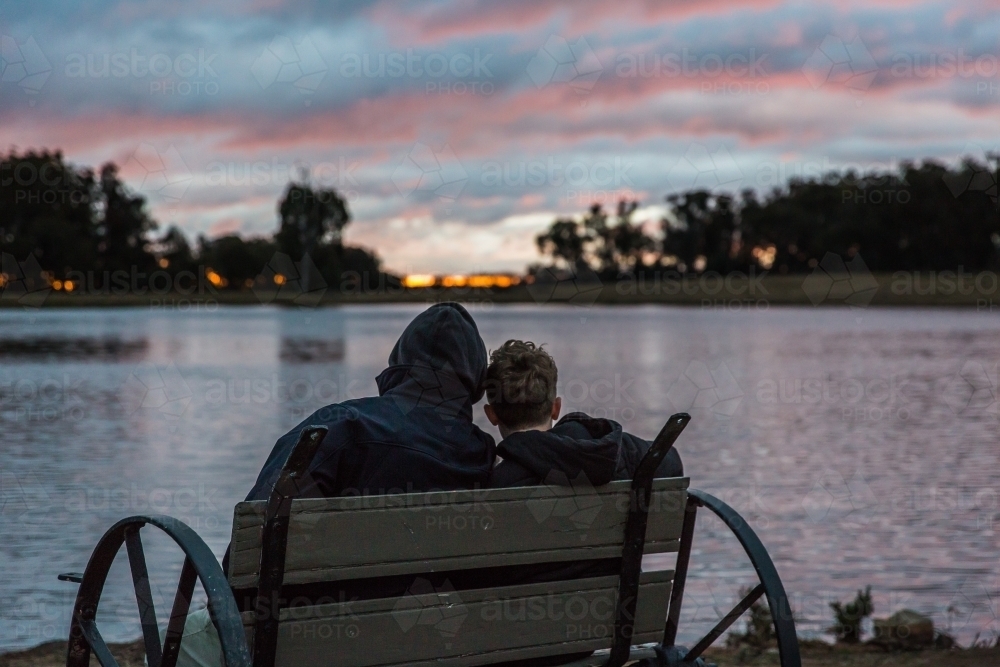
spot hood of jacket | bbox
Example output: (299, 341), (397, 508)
(375, 302), (487, 422)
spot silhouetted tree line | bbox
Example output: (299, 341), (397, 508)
(4, 150), (998, 293)
(536, 160), (1000, 278)
(0, 150), (387, 293)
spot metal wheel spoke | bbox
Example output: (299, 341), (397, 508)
(125, 525), (163, 667)
(161, 557), (198, 667)
(76, 617), (121, 667)
(684, 583), (765, 662)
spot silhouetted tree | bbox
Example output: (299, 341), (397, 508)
(536, 218), (589, 271)
(96, 163), (158, 274)
(276, 183), (351, 253)
(0, 150), (100, 277)
(662, 191), (742, 273)
(535, 201), (656, 277)
(197, 235), (277, 289)
(152, 226), (196, 274)
(275, 182), (350, 292)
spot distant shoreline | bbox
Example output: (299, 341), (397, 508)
(2, 274), (1000, 309)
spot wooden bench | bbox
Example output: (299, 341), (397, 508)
(60, 413), (801, 667)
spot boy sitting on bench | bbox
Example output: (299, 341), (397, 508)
(484, 340), (683, 488)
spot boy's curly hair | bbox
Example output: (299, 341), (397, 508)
(484, 339), (558, 429)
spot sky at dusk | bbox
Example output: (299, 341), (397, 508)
(1, 0), (998, 274)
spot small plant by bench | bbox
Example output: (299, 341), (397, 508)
(829, 586), (873, 644)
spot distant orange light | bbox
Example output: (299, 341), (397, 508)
(158, 258), (170, 269)
(205, 269), (224, 287)
(52, 280), (63, 290)
(751, 245), (776, 270)
(63, 280), (75, 292)
(468, 274), (519, 288)
(442, 275), (467, 287)
(402, 274), (436, 288)
(466, 275), (494, 288)
(273, 274), (286, 285)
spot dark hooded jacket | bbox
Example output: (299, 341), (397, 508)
(490, 412), (683, 488)
(245, 303), (495, 501)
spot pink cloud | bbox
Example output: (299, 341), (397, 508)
(207, 217), (245, 236)
(372, 0), (787, 45)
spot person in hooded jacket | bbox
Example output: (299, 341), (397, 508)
(245, 301), (496, 501)
(484, 340), (682, 488)
(171, 305), (498, 667)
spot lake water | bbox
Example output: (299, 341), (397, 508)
(1, 304), (999, 652)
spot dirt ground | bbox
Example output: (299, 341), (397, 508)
(703, 641), (1000, 667)
(0, 640), (145, 667)
(3, 640), (1000, 667)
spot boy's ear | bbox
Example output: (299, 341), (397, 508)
(551, 397), (562, 421)
(484, 403), (500, 426)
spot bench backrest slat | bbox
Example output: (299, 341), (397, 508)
(239, 570), (675, 667)
(228, 478), (689, 589)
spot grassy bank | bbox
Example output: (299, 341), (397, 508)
(3, 639), (999, 667)
(2, 274), (1000, 308)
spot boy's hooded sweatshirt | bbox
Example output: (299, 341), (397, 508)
(490, 412), (683, 488)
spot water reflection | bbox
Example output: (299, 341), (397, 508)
(0, 306), (998, 652)
(0, 337), (148, 360)
(279, 338), (345, 363)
